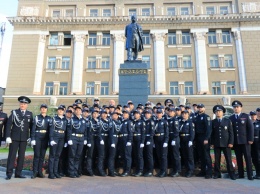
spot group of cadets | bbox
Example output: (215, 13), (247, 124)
(1, 96), (259, 181)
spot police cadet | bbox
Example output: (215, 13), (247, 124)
(48, 105), (67, 179)
(167, 108), (181, 177)
(67, 106), (88, 178)
(0, 102), (8, 147)
(179, 110), (195, 178)
(108, 112), (122, 177)
(5, 96), (33, 180)
(118, 110), (133, 177)
(211, 105), (235, 180)
(31, 104), (52, 179)
(154, 108), (169, 178)
(194, 103), (212, 179)
(230, 100), (254, 180)
(249, 111), (260, 179)
(132, 110), (146, 177)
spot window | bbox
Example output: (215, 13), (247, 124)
(86, 82), (95, 95)
(50, 33), (58, 45)
(169, 56), (177, 68)
(206, 7), (215, 15)
(88, 57), (96, 69)
(65, 9), (74, 17)
(220, 6), (228, 14)
(101, 57), (110, 69)
(212, 82), (221, 95)
(90, 9), (98, 17)
(168, 32), (176, 45)
(183, 56), (192, 68)
(88, 33), (97, 45)
(222, 31), (231, 43)
(181, 7), (189, 15)
(167, 7), (176, 16)
(48, 57), (56, 69)
(210, 55), (219, 67)
(59, 82), (68, 95)
(63, 34), (71, 46)
(142, 33), (150, 45)
(208, 31), (216, 44)
(52, 10), (60, 17)
(129, 9), (137, 16)
(142, 8), (150, 16)
(224, 55), (233, 67)
(227, 81), (236, 94)
(184, 82), (193, 95)
(182, 32), (191, 44)
(62, 57), (70, 69)
(101, 82), (109, 95)
(170, 82), (179, 95)
(142, 56), (150, 68)
(103, 9), (111, 16)
(45, 82), (54, 95)
(102, 33), (110, 45)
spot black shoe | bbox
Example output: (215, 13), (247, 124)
(213, 174), (221, 179)
(230, 174), (236, 180)
(86, 172), (94, 177)
(37, 173), (45, 178)
(186, 172), (192, 178)
(15, 175), (26, 178)
(48, 175), (56, 179)
(253, 175), (260, 179)
(235, 173), (244, 179)
(205, 174), (212, 179)
(59, 173), (65, 177)
(75, 173), (80, 178)
(31, 172), (38, 179)
(121, 172), (129, 177)
(196, 172), (206, 177)
(98, 171), (107, 177)
(135, 172), (143, 177)
(143, 172), (153, 177)
(170, 172), (180, 177)
(108, 173), (116, 177)
(158, 171), (166, 178)
(54, 173), (61, 178)
(5, 176), (11, 180)
(248, 176), (254, 180)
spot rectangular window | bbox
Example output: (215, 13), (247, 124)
(210, 55), (219, 68)
(184, 82), (193, 95)
(103, 9), (111, 16)
(142, 56), (150, 68)
(88, 33), (97, 45)
(52, 10), (60, 17)
(222, 31), (231, 43)
(181, 7), (189, 15)
(62, 57), (70, 69)
(45, 82), (53, 95)
(101, 82), (109, 95)
(168, 32), (176, 45)
(101, 57), (110, 69)
(169, 56), (177, 68)
(90, 9), (98, 17)
(208, 31), (216, 44)
(129, 9), (137, 16)
(59, 82), (68, 95)
(224, 55), (233, 68)
(48, 57), (56, 69)
(170, 82), (179, 95)
(88, 57), (96, 69)
(65, 9), (74, 17)
(182, 32), (191, 44)
(63, 34), (71, 46)
(142, 33), (150, 45)
(212, 82), (221, 95)
(183, 56), (192, 68)
(220, 6), (228, 14)
(167, 7), (176, 16)
(102, 33), (110, 45)
(227, 81), (236, 94)
(86, 82), (95, 95)
(142, 8), (150, 16)
(206, 7), (215, 14)
(50, 33), (58, 45)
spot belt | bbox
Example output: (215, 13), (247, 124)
(113, 135), (119, 137)
(154, 133), (164, 137)
(254, 136), (259, 138)
(180, 134), (190, 136)
(145, 134), (151, 136)
(169, 132), (174, 134)
(36, 130), (47, 133)
(93, 134), (99, 136)
(133, 134), (141, 136)
(118, 134), (128, 137)
(54, 130), (65, 134)
(72, 133), (84, 137)
(101, 133), (109, 136)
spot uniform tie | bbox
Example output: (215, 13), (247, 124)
(22, 111), (25, 116)
(235, 114), (238, 119)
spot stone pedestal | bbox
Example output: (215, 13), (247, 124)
(119, 61), (149, 107)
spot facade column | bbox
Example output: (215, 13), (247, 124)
(71, 31), (87, 94)
(151, 29), (168, 94)
(191, 29), (209, 94)
(33, 34), (47, 95)
(111, 30), (125, 94)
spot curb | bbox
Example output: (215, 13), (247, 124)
(0, 166), (33, 176)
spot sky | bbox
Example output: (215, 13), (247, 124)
(0, 0), (18, 88)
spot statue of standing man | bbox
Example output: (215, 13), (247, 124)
(125, 15), (144, 61)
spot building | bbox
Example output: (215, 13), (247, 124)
(3, 0), (260, 113)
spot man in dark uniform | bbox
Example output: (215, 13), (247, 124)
(211, 105), (235, 180)
(164, 99), (174, 107)
(5, 96), (33, 180)
(229, 100), (254, 180)
(0, 102), (8, 147)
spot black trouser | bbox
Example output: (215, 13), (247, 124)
(154, 138), (168, 172)
(48, 135), (65, 176)
(58, 146), (68, 175)
(6, 141), (27, 177)
(144, 138), (154, 173)
(234, 144), (253, 178)
(195, 134), (212, 175)
(132, 140), (144, 172)
(99, 135), (109, 173)
(118, 137), (132, 173)
(68, 136), (84, 176)
(108, 137), (118, 174)
(251, 139), (260, 176)
(169, 136), (181, 173)
(86, 136), (95, 174)
(180, 139), (194, 173)
(214, 147), (234, 176)
(32, 136), (48, 174)
(79, 144), (88, 175)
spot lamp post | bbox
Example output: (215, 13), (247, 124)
(0, 22), (6, 59)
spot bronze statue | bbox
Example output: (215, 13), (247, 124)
(125, 15), (144, 61)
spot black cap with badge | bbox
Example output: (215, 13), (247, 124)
(18, 96), (31, 104)
(232, 100), (242, 107)
(40, 104), (48, 109)
(75, 99), (82, 104)
(212, 105), (226, 113)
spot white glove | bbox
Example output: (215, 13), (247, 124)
(146, 141), (151, 145)
(153, 144), (155, 148)
(171, 141), (176, 146)
(126, 142), (131, 146)
(140, 143), (144, 148)
(84, 140), (87, 145)
(50, 141), (57, 146)
(64, 143), (68, 147)
(6, 137), (12, 144)
(100, 140), (104, 145)
(188, 141), (193, 147)
(68, 140), (73, 145)
(87, 144), (91, 147)
(163, 143), (168, 147)
(31, 140), (36, 146)
(27, 138), (31, 144)
(111, 144), (115, 148)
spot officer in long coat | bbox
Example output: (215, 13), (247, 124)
(0, 102), (8, 147)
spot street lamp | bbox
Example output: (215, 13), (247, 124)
(0, 22), (6, 59)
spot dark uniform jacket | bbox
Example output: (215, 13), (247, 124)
(67, 116), (88, 141)
(144, 118), (155, 142)
(119, 119), (133, 143)
(100, 118), (113, 138)
(31, 114), (52, 141)
(211, 117), (234, 147)
(253, 120), (260, 142)
(88, 118), (102, 142)
(229, 113), (254, 145)
(132, 119), (145, 143)
(194, 113), (212, 140)
(49, 115), (67, 142)
(0, 111), (8, 141)
(6, 109), (33, 141)
(179, 119), (194, 142)
(154, 118), (169, 143)
(167, 116), (179, 139)
(109, 119), (122, 144)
